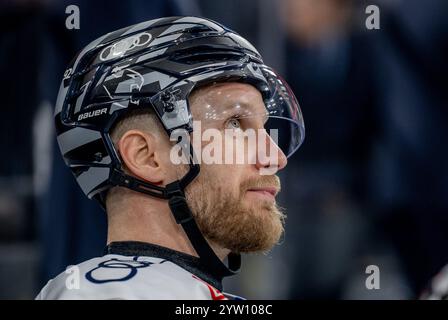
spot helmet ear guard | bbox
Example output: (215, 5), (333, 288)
(55, 16), (304, 279)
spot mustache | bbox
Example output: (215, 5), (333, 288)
(240, 175), (281, 192)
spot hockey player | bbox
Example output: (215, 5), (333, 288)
(36, 16), (305, 299)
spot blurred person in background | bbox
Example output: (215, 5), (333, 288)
(0, 0), (51, 299)
(277, 0), (448, 298)
(277, 0), (383, 299)
(368, 0), (448, 296)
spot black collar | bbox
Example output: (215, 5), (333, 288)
(103, 241), (224, 291)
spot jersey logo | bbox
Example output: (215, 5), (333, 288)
(85, 257), (153, 284)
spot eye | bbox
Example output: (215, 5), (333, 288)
(226, 117), (242, 130)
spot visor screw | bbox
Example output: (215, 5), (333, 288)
(161, 92), (175, 112)
(94, 152), (103, 162)
(163, 102), (175, 112)
(161, 92), (171, 102)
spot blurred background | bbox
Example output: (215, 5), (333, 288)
(0, 0), (447, 299)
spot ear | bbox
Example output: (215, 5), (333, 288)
(117, 129), (165, 184)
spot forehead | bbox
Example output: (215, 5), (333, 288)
(188, 82), (265, 120)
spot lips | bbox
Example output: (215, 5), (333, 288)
(246, 187), (279, 201)
(247, 187), (278, 196)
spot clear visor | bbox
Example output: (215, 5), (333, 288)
(188, 66), (305, 158)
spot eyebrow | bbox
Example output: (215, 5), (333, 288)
(222, 100), (266, 118)
(222, 103), (269, 129)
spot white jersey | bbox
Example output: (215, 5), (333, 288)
(36, 253), (242, 300)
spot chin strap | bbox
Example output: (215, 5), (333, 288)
(109, 162), (241, 278)
(166, 181), (241, 277)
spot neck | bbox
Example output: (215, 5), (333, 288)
(106, 189), (230, 261)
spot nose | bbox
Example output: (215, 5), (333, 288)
(255, 129), (288, 174)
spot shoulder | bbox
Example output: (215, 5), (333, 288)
(36, 254), (215, 300)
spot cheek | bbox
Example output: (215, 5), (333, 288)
(201, 162), (244, 195)
(159, 142), (186, 181)
(223, 133), (257, 166)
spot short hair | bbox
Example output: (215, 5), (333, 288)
(105, 108), (164, 211)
